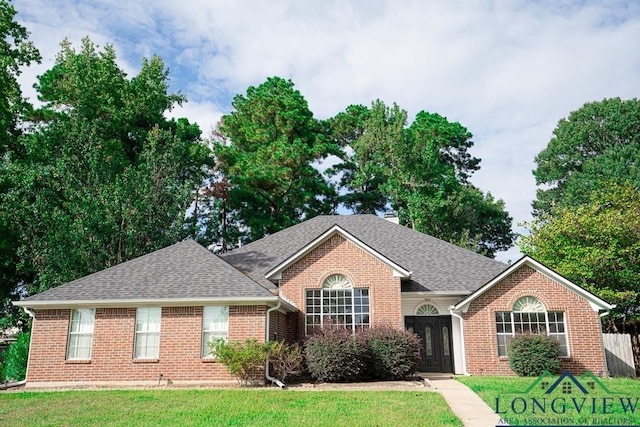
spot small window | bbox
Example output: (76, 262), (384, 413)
(202, 306), (229, 357)
(134, 307), (161, 359)
(67, 308), (95, 360)
(416, 304), (439, 315)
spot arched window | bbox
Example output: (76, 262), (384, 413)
(323, 274), (351, 289)
(513, 296), (545, 313)
(305, 274), (370, 334)
(496, 296), (568, 357)
(416, 304), (439, 316)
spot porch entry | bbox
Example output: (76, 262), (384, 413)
(405, 315), (453, 373)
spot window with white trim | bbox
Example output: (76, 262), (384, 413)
(67, 308), (95, 360)
(202, 306), (229, 357)
(305, 274), (370, 334)
(496, 296), (568, 357)
(134, 307), (161, 359)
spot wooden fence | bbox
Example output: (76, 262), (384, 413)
(603, 333), (637, 377)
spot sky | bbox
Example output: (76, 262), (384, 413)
(11, 0), (640, 263)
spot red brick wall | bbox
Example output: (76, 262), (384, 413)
(280, 233), (402, 340)
(463, 265), (607, 376)
(26, 305), (266, 384)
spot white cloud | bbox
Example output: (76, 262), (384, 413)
(12, 0), (640, 262)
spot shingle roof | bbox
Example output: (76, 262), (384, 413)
(20, 239), (274, 303)
(221, 214), (507, 293)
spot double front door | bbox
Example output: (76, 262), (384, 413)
(405, 316), (453, 373)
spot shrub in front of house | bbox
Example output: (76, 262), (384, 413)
(210, 338), (269, 386)
(2, 332), (30, 382)
(304, 326), (366, 382)
(359, 325), (420, 380)
(508, 334), (561, 377)
(268, 341), (303, 383)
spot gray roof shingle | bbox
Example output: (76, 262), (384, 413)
(21, 239), (274, 303)
(221, 214), (507, 293)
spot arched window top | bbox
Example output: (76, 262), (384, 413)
(513, 296), (545, 313)
(416, 304), (439, 316)
(323, 274), (352, 289)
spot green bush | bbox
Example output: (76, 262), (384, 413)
(305, 327), (366, 382)
(359, 325), (420, 380)
(210, 339), (269, 386)
(508, 334), (560, 376)
(268, 341), (303, 383)
(2, 332), (30, 382)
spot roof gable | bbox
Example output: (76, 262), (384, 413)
(15, 239), (275, 308)
(264, 225), (412, 280)
(221, 215), (506, 293)
(452, 256), (614, 312)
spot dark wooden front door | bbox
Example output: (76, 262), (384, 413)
(405, 316), (453, 373)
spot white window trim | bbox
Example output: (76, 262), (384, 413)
(496, 310), (570, 358)
(134, 307), (162, 359)
(304, 287), (370, 334)
(202, 306), (229, 358)
(67, 308), (95, 360)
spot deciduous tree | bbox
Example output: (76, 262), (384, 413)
(533, 97), (640, 216)
(2, 38), (211, 302)
(0, 0), (40, 328)
(331, 101), (513, 257)
(521, 183), (640, 318)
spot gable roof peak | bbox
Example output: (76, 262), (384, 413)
(264, 223), (412, 280)
(452, 255), (614, 313)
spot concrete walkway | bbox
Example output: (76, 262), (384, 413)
(425, 376), (505, 427)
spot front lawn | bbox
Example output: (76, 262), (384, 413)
(0, 388), (462, 427)
(458, 375), (640, 426)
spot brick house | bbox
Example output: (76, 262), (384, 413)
(14, 215), (613, 387)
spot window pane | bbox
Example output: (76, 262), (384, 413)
(135, 307), (161, 359)
(497, 335), (507, 357)
(67, 308), (95, 360)
(203, 306), (229, 357)
(442, 326), (450, 356)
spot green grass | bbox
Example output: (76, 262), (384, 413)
(458, 375), (640, 426)
(0, 388), (462, 426)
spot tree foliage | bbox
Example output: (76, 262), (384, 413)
(1, 38), (211, 308)
(1, 331), (30, 382)
(533, 97), (640, 216)
(214, 77), (338, 241)
(0, 0), (40, 327)
(521, 183), (640, 318)
(328, 101), (513, 257)
(0, 0), (41, 155)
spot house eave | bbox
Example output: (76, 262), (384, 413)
(401, 290), (470, 297)
(12, 296), (297, 311)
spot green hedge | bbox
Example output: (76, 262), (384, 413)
(2, 332), (30, 382)
(508, 334), (560, 376)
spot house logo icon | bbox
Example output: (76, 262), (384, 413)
(524, 370), (611, 395)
